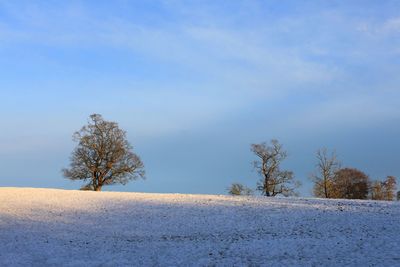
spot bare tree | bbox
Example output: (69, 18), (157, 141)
(382, 176), (397, 201)
(370, 180), (384, 200)
(371, 176), (397, 201)
(227, 183), (253, 196)
(310, 148), (340, 198)
(383, 176), (397, 200)
(251, 139), (300, 197)
(63, 114), (145, 191)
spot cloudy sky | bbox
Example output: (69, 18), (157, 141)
(1, 0), (399, 196)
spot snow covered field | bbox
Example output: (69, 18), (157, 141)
(0, 188), (399, 266)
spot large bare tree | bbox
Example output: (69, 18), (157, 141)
(310, 148), (341, 198)
(63, 114), (145, 191)
(251, 139), (300, 196)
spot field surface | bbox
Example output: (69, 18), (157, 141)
(0, 187), (399, 266)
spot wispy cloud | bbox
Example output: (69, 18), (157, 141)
(383, 17), (400, 33)
(1, 0), (399, 134)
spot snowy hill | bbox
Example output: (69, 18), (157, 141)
(0, 188), (399, 266)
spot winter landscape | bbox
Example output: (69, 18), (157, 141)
(1, 187), (399, 266)
(2, 1), (400, 266)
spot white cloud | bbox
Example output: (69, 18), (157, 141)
(1, 1), (399, 138)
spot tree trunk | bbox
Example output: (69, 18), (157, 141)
(94, 185), (102, 191)
(265, 188), (270, 197)
(324, 180), (328, 198)
(264, 173), (270, 196)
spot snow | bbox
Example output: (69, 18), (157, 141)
(0, 188), (399, 266)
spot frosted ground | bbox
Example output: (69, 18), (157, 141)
(0, 188), (399, 266)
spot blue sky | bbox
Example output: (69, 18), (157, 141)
(1, 0), (399, 196)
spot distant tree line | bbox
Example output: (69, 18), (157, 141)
(228, 140), (398, 201)
(310, 148), (397, 200)
(63, 114), (398, 200)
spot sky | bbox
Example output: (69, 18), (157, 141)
(0, 0), (399, 196)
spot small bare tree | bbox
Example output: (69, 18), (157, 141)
(370, 181), (384, 200)
(371, 176), (397, 201)
(227, 183), (253, 196)
(63, 114), (145, 191)
(383, 176), (397, 201)
(251, 139), (300, 197)
(310, 148), (340, 198)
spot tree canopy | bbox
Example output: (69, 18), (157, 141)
(330, 168), (369, 199)
(310, 148), (341, 198)
(63, 114), (145, 191)
(251, 139), (300, 197)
